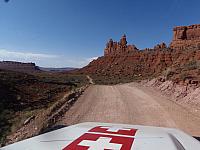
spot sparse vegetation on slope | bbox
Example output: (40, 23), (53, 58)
(79, 48), (200, 85)
(0, 69), (88, 146)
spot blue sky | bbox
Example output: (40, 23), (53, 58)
(0, 0), (199, 67)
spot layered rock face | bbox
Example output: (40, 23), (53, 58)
(170, 24), (200, 50)
(104, 34), (138, 56)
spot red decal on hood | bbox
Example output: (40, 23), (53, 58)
(89, 126), (137, 136)
(63, 133), (134, 150)
(63, 126), (137, 150)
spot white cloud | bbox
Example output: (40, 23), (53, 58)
(78, 56), (98, 67)
(62, 56), (98, 68)
(0, 49), (99, 68)
(86, 56), (98, 62)
(0, 49), (60, 67)
(0, 49), (58, 59)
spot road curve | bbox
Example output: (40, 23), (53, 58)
(59, 83), (200, 136)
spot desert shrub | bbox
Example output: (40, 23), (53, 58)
(197, 43), (200, 50)
(183, 60), (200, 70)
(180, 72), (190, 81)
(163, 67), (175, 80)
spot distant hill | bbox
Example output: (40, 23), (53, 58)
(0, 61), (40, 73)
(0, 61), (77, 73)
(39, 67), (77, 72)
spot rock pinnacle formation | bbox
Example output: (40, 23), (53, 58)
(104, 34), (138, 56)
(79, 23), (200, 84)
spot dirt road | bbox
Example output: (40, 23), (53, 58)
(59, 83), (200, 136)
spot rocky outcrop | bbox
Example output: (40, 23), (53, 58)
(0, 61), (40, 72)
(80, 48), (177, 84)
(154, 42), (167, 50)
(79, 34), (177, 84)
(170, 24), (200, 50)
(104, 34), (138, 56)
(78, 24), (200, 84)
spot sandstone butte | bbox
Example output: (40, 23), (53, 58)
(79, 24), (200, 84)
(0, 61), (40, 73)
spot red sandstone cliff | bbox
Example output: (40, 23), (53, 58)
(79, 24), (200, 84)
(170, 24), (200, 50)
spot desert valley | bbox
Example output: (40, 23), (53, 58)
(1, 23), (200, 146)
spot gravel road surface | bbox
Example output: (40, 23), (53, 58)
(59, 83), (200, 136)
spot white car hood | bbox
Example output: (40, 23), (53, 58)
(1, 122), (200, 150)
